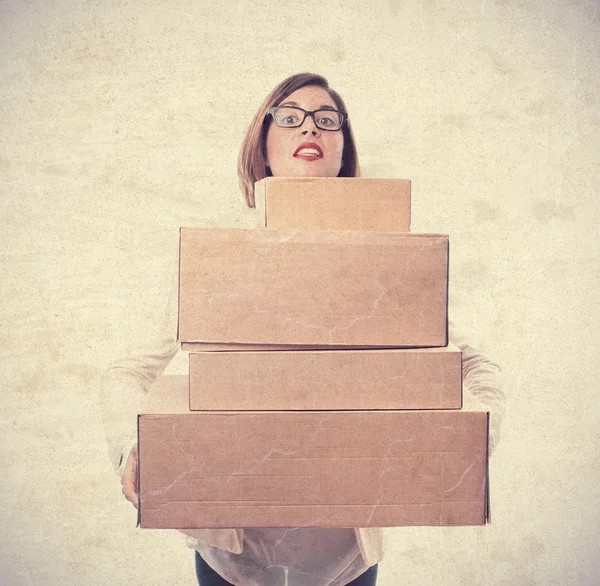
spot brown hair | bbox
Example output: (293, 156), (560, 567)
(237, 73), (360, 208)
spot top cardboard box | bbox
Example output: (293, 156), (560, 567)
(255, 177), (411, 231)
(178, 228), (448, 348)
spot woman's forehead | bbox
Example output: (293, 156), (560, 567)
(278, 85), (337, 108)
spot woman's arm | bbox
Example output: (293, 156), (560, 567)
(99, 250), (180, 479)
(99, 337), (180, 476)
(449, 319), (507, 455)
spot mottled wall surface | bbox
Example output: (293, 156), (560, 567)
(1, 0), (599, 584)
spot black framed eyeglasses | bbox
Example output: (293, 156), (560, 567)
(267, 106), (347, 131)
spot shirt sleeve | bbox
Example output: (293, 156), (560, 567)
(448, 319), (507, 456)
(99, 254), (180, 476)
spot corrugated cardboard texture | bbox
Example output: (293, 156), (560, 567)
(178, 228), (448, 347)
(138, 411), (488, 529)
(255, 177), (411, 231)
(188, 345), (462, 410)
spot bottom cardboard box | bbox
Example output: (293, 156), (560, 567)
(138, 410), (489, 529)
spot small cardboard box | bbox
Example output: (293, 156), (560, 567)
(254, 177), (411, 231)
(178, 228), (448, 348)
(138, 410), (489, 528)
(188, 344), (462, 411)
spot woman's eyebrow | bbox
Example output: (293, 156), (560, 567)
(279, 101), (337, 110)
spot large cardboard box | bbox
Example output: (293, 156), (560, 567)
(138, 410), (489, 528)
(254, 177), (411, 231)
(188, 344), (462, 411)
(178, 228), (448, 348)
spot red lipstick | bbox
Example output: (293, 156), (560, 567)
(293, 142), (323, 160)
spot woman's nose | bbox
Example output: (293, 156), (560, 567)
(300, 113), (321, 136)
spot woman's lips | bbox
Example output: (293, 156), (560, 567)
(294, 142), (323, 160)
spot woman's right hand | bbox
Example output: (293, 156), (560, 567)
(121, 443), (138, 508)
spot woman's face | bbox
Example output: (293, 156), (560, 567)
(265, 85), (344, 178)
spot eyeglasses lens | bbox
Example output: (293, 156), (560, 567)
(273, 107), (343, 130)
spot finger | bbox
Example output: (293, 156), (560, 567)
(121, 472), (138, 505)
(121, 465), (138, 507)
(122, 484), (139, 508)
(120, 445), (139, 507)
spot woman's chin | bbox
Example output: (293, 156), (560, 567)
(272, 162), (341, 178)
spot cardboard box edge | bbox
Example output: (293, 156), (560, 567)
(176, 227), (182, 342)
(136, 414), (141, 528)
(407, 179), (412, 232)
(485, 411), (491, 524)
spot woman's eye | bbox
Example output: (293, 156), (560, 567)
(318, 116), (334, 126)
(283, 115), (298, 124)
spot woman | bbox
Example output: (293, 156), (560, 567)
(237, 72), (359, 206)
(101, 73), (505, 586)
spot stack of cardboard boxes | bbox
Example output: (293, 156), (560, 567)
(138, 178), (490, 530)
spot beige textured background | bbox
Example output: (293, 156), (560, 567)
(1, 0), (599, 584)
